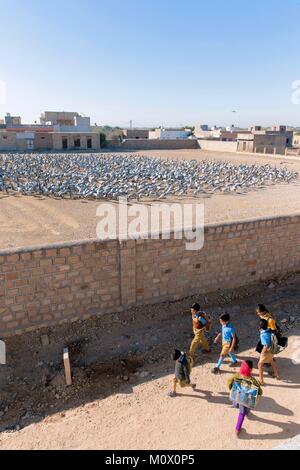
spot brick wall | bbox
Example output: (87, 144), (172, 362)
(1, 215), (300, 336)
(107, 139), (199, 150)
(198, 140), (238, 152)
(34, 133), (53, 150)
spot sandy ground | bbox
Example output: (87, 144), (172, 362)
(1, 344), (299, 450)
(0, 274), (299, 450)
(0, 149), (300, 250)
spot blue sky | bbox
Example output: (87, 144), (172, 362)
(1, 0), (300, 127)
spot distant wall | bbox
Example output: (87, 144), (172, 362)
(34, 133), (53, 150)
(253, 134), (286, 155)
(198, 140), (238, 152)
(107, 139), (199, 150)
(123, 130), (149, 139)
(1, 215), (300, 337)
(0, 132), (17, 151)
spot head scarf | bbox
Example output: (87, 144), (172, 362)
(239, 360), (252, 378)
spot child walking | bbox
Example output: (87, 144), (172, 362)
(228, 360), (263, 436)
(168, 349), (196, 397)
(258, 319), (280, 385)
(212, 313), (238, 374)
(189, 303), (211, 360)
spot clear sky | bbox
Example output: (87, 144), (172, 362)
(1, 0), (300, 128)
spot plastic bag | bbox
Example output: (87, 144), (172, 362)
(230, 379), (259, 410)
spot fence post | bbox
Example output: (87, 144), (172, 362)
(63, 347), (72, 386)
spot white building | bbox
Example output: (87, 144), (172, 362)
(149, 128), (189, 140)
(194, 126), (221, 139)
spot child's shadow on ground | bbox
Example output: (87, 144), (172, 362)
(216, 392), (294, 416)
(239, 414), (300, 441)
(256, 396), (294, 416)
(176, 389), (230, 405)
(177, 390), (294, 417)
(176, 390), (299, 441)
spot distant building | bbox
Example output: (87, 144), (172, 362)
(270, 125), (293, 147)
(52, 133), (99, 150)
(149, 128), (189, 140)
(194, 127), (221, 140)
(238, 125), (293, 154)
(40, 111), (91, 133)
(0, 111), (101, 151)
(237, 131), (287, 154)
(0, 129), (100, 151)
(0, 130), (35, 151)
(293, 133), (300, 148)
(220, 130), (250, 142)
(40, 111), (79, 126)
(4, 113), (21, 126)
(123, 129), (149, 139)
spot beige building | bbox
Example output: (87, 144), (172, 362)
(293, 133), (300, 148)
(33, 132), (53, 150)
(52, 132), (99, 150)
(0, 131), (36, 151)
(237, 132), (287, 154)
(0, 131), (17, 150)
(0, 130), (100, 151)
(123, 129), (149, 139)
(0, 110), (101, 151)
(40, 111), (79, 126)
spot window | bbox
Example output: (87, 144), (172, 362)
(87, 138), (92, 149)
(41, 136), (45, 140)
(74, 138), (81, 148)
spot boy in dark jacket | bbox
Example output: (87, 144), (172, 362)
(168, 349), (196, 397)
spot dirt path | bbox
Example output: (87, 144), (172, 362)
(0, 340), (299, 450)
(0, 274), (299, 450)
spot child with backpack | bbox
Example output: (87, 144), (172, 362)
(256, 304), (278, 332)
(189, 303), (211, 360)
(168, 349), (196, 397)
(256, 304), (288, 353)
(255, 304), (278, 354)
(212, 313), (238, 374)
(228, 360), (263, 436)
(258, 319), (280, 385)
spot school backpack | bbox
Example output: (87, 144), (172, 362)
(233, 335), (239, 352)
(270, 332), (281, 355)
(278, 336), (288, 349)
(205, 314), (212, 332)
(230, 378), (260, 410)
(195, 312), (207, 330)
